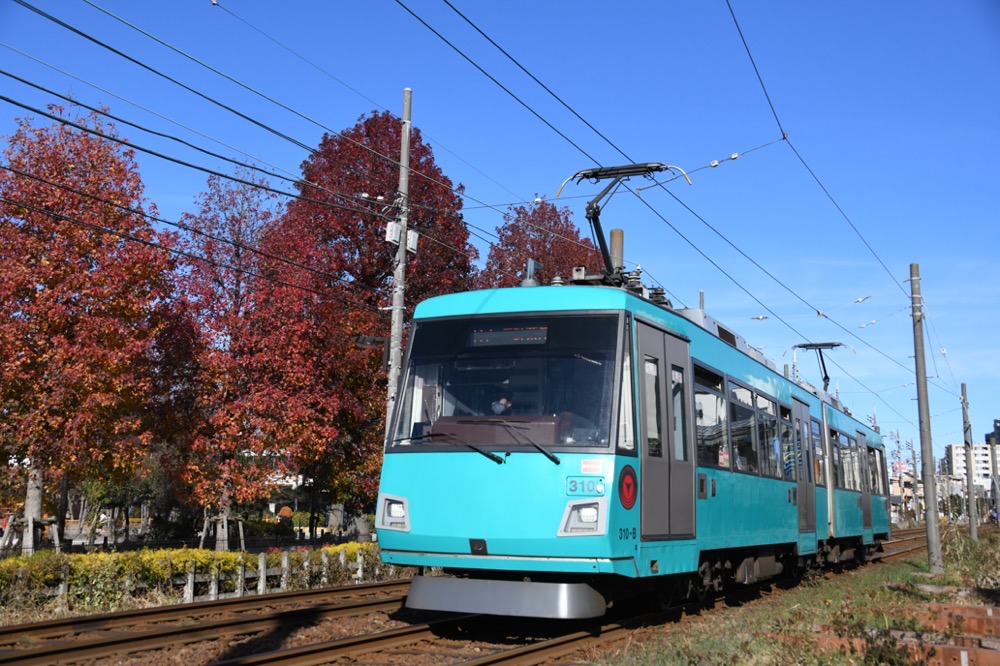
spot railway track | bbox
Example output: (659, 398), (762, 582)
(876, 528), (929, 562)
(0, 533), (936, 665)
(0, 580), (411, 665)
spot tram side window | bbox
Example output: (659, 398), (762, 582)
(779, 405), (796, 482)
(868, 447), (887, 496)
(780, 424), (796, 481)
(811, 420), (826, 486)
(796, 418), (811, 483)
(617, 333), (635, 453)
(831, 429), (842, 488)
(848, 437), (861, 491)
(671, 366), (687, 462)
(839, 433), (857, 491)
(756, 396), (781, 479)
(694, 364), (730, 469)
(729, 384), (759, 474)
(643, 357), (663, 458)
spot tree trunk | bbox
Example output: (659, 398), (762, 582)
(23, 467), (44, 555)
(56, 473), (69, 550)
(77, 499), (89, 541)
(199, 512), (209, 549)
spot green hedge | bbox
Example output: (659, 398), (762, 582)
(0, 542), (403, 611)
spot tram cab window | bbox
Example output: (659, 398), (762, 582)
(389, 314), (619, 449)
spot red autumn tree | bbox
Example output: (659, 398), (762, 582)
(258, 110), (478, 517)
(0, 107), (174, 551)
(478, 198), (600, 288)
(173, 168), (287, 543)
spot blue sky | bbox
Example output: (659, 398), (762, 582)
(2, 1), (998, 466)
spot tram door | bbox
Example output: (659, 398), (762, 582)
(637, 322), (695, 539)
(857, 433), (872, 529)
(792, 399), (816, 533)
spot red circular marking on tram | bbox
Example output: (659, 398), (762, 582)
(619, 465), (638, 510)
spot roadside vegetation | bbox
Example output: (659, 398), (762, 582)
(606, 526), (1000, 665)
(0, 541), (404, 627)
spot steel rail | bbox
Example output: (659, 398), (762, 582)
(209, 617), (478, 665)
(0, 589), (407, 665)
(0, 580), (409, 646)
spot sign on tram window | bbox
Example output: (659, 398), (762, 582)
(468, 323), (549, 347)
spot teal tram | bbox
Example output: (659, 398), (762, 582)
(375, 164), (891, 619)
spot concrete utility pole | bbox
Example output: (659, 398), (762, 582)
(910, 263), (943, 573)
(991, 434), (999, 519)
(962, 383), (978, 540)
(895, 430), (903, 523)
(385, 88), (412, 433)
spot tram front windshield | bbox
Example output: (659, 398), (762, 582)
(390, 314), (619, 450)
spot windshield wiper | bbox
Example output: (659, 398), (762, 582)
(392, 432), (455, 444)
(393, 431), (504, 464)
(459, 419), (561, 465)
(460, 441), (505, 464)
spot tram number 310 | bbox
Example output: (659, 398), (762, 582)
(618, 527), (637, 541)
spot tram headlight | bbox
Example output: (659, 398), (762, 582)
(388, 501), (405, 519)
(557, 498), (607, 536)
(377, 494), (410, 532)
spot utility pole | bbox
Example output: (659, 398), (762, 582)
(962, 383), (978, 540)
(991, 433), (999, 521)
(896, 428), (906, 525)
(910, 262), (943, 573)
(385, 88), (412, 433)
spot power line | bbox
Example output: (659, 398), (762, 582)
(76, 0), (503, 211)
(0, 94), (387, 221)
(2, 46), (509, 274)
(0, 161), (381, 300)
(211, 0), (531, 207)
(441, 0), (633, 164)
(0, 41), (306, 187)
(392, 0), (601, 165)
(1, 68), (308, 193)
(721, 0), (909, 303)
(0, 193), (381, 313)
(19, 0), (612, 278)
(405, 0), (921, 391)
(0, 84), (502, 285)
(12, 0), (321, 154)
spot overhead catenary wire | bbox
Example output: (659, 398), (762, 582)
(0, 41), (306, 186)
(0, 79), (514, 284)
(2, 48), (513, 276)
(0, 94), (389, 222)
(722, 0), (910, 303)
(209, 0), (531, 207)
(0, 68), (329, 198)
(13, 0), (629, 283)
(428, 0), (942, 420)
(76, 0), (518, 214)
(11, 3), (956, 430)
(0, 161), (388, 301)
(0, 193), (383, 314)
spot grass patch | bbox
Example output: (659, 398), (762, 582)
(605, 529), (1000, 665)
